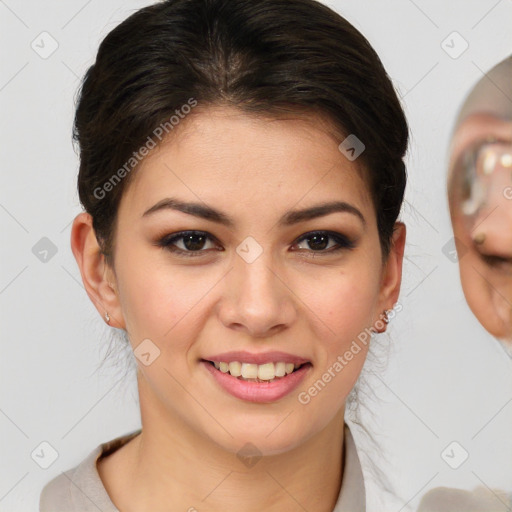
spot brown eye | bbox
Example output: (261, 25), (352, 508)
(157, 231), (220, 257)
(292, 231), (356, 254)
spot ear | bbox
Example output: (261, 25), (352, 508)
(374, 222), (406, 332)
(70, 212), (126, 329)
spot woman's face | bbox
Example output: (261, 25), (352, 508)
(83, 106), (404, 455)
(448, 113), (512, 344)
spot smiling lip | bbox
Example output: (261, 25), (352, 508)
(201, 351), (310, 365)
(201, 360), (312, 403)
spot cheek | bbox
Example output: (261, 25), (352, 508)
(328, 279), (377, 325)
(297, 278), (373, 418)
(115, 245), (202, 343)
(302, 263), (379, 382)
(314, 260), (381, 337)
(322, 280), (375, 364)
(459, 255), (512, 338)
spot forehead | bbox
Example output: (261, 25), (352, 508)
(120, 106), (374, 222)
(454, 56), (512, 130)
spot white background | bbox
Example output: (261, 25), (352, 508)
(1, 1), (511, 511)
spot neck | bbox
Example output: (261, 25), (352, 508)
(99, 372), (345, 512)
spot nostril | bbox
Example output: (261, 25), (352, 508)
(479, 253), (512, 269)
(471, 209), (512, 258)
(474, 230), (512, 269)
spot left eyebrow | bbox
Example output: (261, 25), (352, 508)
(279, 200), (366, 227)
(142, 197), (366, 227)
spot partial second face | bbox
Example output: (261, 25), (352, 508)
(449, 113), (512, 343)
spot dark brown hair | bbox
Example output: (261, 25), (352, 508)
(73, 0), (408, 266)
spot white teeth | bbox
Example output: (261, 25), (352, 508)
(241, 363), (259, 379)
(228, 361), (242, 377)
(275, 362), (286, 377)
(210, 360), (305, 380)
(257, 363), (275, 381)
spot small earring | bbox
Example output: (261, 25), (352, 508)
(104, 312), (110, 324)
(383, 309), (392, 324)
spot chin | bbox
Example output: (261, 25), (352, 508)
(212, 420), (312, 457)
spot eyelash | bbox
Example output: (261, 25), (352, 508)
(155, 230), (356, 258)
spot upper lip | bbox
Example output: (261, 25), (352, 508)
(202, 351), (311, 365)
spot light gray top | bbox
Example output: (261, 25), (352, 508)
(39, 423), (366, 512)
(417, 486), (512, 512)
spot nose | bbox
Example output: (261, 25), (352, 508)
(218, 247), (297, 338)
(472, 202), (512, 257)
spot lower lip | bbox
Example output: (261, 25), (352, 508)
(201, 361), (312, 403)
